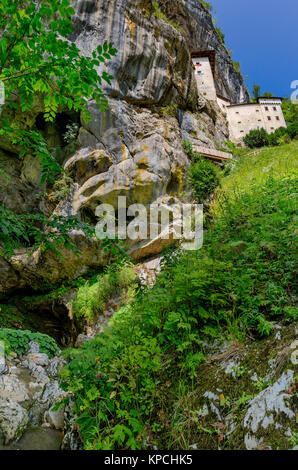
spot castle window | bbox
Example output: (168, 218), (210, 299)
(236, 111), (239, 114)
(276, 116), (280, 121)
(265, 106), (269, 111)
(258, 119), (262, 122)
(238, 121), (241, 124)
(273, 107), (277, 111)
(256, 109), (259, 112)
(240, 130), (244, 133)
(267, 116), (271, 121)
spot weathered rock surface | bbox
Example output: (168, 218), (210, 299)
(0, 0), (248, 292)
(0, 400), (29, 445)
(0, 352), (67, 448)
(178, 324), (297, 450)
(0, 375), (29, 403)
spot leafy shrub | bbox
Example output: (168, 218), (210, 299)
(282, 98), (298, 124)
(243, 125), (297, 149)
(0, 328), (59, 357)
(266, 126), (289, 146)
(183, 140), (220, 202)
(72, 263), (137, 320)
(63, 123), (79, 144)
(233, 61), (241, 74)
(287, 122), (298, 139)
(215, 26), (225, 44)
(243, 128), (269, 148)
(188, 156), (220, 202)
(182, 139), (194, 158)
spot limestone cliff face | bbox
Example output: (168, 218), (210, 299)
(161, 0), (250, 103)
(0, 0), (249, 293)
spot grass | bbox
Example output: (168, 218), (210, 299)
(220, 141), (297, 196)
(213, 140), (298, 216)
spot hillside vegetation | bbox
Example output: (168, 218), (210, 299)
(59, 142), (298, 450)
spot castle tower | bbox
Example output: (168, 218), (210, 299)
(191, 50), (217, 101)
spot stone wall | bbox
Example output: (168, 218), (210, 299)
(227, 99), (286, 144)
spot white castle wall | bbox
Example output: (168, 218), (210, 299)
(258, 99), (287, 134)
(217, 95), (231, 113)
(227, 99), (286, 144)
(192, 54), (287, 145)
(192, 57), (217, 101)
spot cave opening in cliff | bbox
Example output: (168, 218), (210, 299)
(35, 111), (80, 147)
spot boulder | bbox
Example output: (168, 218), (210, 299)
(45, 407), (65, 430)
(0, 399), (29, 445)
(0, 375), (29, 403)
(26, 353), (50, 367)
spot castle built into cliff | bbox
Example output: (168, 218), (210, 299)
(191, 51), (287, 145)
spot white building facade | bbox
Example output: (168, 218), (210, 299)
(191, 51), (287, 145)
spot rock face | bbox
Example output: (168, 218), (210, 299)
(0, 351), (67, 446)
(185, 324), (297, 450)
(0, 0), (249, 293)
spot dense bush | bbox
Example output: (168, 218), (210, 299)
(187, 157), (220, 202)
(244, 124), (298, 149)
(243, 128), (269, 148)
(287, 122), (298, 139)
(0, 328), (59, 357)
(266, 126), (289, 146)
(183, 140), (221, 202)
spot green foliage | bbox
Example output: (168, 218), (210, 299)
(72, 263), (137, 320)
(243, 125), (297, 149)
(0, 207), (94, 257)
(243, 128), (268, 148)
(49, 175), (73, 203)
(183, 140), (220, 202)
(61, 141), (297, 450)
(220, 140), (250, 158)
(182, 139), (194, 158)
(212, 16), (225, 45)
(214, 26), (225, 44)
(0, 0), (118, 258)
(232, 61), (241, 74)
(152, 2), (183, 33)
(252, 84), (261, 103)
(282, 98), (298, 124)
(200, 1), (213, 13)
(0, 0), (117, 122)
(63, 123), (79, 144)
(287, 121), (298, 139)
(188, 157), (220, 202)
(0, 328), (59, 357)
(160, 102), (178, 119)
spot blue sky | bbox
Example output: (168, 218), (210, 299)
(210, 0), (298, 98)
